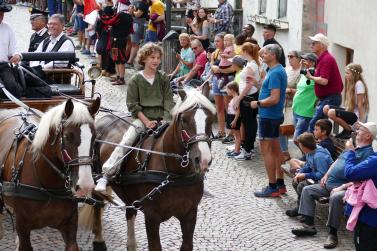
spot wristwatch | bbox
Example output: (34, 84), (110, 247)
(257, 101), (261, 107)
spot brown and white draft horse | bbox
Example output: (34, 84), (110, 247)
(84, 88), (216, 251)
(0, 98), (100, 251)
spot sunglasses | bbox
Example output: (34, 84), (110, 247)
(287, 55), (297, 58)
(192, 47), (198, 50)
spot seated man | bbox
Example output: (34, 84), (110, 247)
(0, 0), (22, 98)
(174, 39), (207, 88)
(286, 132), (333, 217)
(290, 123), (374, 249)
(30, 14), (75, 69)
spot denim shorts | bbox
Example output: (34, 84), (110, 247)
(211, 76), (227, 96)
(259, 117), (284, 140)
(145, 30), (158, 43)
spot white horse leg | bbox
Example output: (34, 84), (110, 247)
(15, 235), (19, 251)
(127, 215), (137, 251)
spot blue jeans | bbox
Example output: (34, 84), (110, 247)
(145, 30), (158, 43)
(309, 94), (342, 132)
(293, 112), (311, 140)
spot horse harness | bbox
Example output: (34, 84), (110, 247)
(100, 104), (212, 211)
(0, 111), (103, 206)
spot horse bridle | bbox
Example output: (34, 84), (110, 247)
(52, 119), (94, 188)
(178, 104), (212, 168)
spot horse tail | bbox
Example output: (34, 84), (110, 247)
(78, 187), (113, 232)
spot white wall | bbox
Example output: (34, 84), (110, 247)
(243, 0), (304, 54)
(325, 0), (377, 122)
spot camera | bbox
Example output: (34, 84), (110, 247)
(300, 67), (315, 75)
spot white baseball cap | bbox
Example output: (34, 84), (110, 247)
(309, 33), (329, 47)
(358, 121), (377, 140)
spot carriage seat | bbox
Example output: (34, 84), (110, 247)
(50, 84), (82, 96)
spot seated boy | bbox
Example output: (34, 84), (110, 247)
(286, 132), (333, 217)
(314, 119), (336, 160)
(287, 119), (336, 174)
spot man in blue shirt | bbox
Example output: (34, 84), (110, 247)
(251, 44), (287, 197)
(290, 124), (374, 249)
(343, 121), (377, 251)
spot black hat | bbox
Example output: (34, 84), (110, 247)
(263, 24), (277, 32)
(29, 8), (49, 19)
(0, 0), (12, 12)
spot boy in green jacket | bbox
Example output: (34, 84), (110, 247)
(95, 43), (175, 192)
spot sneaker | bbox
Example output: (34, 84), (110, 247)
(254, 186), (280, 198)
(249, 149), (256, 157)
(286, 207), (299, 217)
(75, 45), (82, 50)
(226, 151), (240, 158)
(226, 144), (235, 152)
(234, 149), (251, 160)
(292, 224), (317, 237)
(221, 135), (234, 144)
(94, 177), (108, 192)
(277, 184), (287, 194)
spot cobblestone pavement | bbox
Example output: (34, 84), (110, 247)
(1, 6), (355, 251)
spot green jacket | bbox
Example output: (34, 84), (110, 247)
(127, 71), (175, 120)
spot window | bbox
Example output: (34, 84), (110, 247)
(278, 0), (287, 18)
(259, 0), (267, 15)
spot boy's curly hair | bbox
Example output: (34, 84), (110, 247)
(136, 42), (164, 67)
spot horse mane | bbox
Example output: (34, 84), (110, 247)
(172, 88), (216, 115)
(32, 100), (94, 152)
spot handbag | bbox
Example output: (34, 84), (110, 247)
(279, 124), (295, 136)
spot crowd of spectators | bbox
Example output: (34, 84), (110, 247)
(5, 0), (377, 249)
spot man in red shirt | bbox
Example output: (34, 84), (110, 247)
(306, 33), (343, 132)
(177, 39), (207, 86)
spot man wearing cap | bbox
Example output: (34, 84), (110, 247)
(307, 33), (343, 132)
(0, 0), (22, 98)
(28, 8), (49, 52)
(208, 0), (233, 34)
(290, 121), (375, 249)
(342, 121), (377, 251)
(30, 14), (75, 69)
(262, 24), (285, 67)
(291, 53), (318, 141)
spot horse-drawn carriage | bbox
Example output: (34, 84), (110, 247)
(0, 53), (216, 250)
(0, 52), (100, 111)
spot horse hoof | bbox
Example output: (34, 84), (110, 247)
(93, 241), (107, 251)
